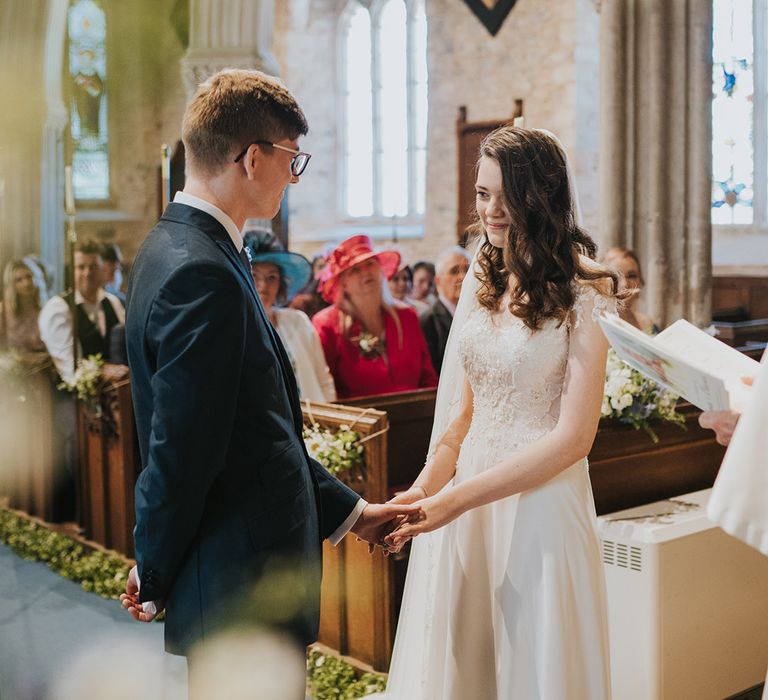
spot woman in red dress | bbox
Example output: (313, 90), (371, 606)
(313, 235), (438, 399)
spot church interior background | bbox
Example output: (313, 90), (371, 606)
(1, 0), (768, 698)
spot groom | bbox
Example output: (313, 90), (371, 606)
(120, 69), (418, 656)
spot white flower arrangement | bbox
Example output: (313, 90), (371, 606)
(303, 423), (365, 478)
(58, 354), (105, 411)
(601, 349), (685, 442)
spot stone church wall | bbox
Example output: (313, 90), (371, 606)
(274, 0), (602, 263)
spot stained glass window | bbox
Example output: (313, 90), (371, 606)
(342, 0), (428, 220)
(68, 0), (109, 201)
(711, 0), (754, 225)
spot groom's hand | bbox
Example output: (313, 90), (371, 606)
(119, 566), (165, 622)
(351, 503), (422, 553)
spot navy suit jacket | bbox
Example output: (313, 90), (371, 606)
(126, 203), (359, 655)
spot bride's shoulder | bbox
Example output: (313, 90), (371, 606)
(569, 258), (618, 327)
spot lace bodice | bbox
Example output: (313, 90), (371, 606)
(458, 284), (613, 458)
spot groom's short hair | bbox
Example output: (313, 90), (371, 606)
(182, 68), (308, 176)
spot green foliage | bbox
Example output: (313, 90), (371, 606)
(0, 509), (386, 696)
(304, 424), (365, 477)
(307, 650), (387, 699)
(57, 354), (105, 408)
(0, 508), (129, 599)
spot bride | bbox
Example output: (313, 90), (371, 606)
(377, 126), (620, 699)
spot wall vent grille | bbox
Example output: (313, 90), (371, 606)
(602, 539), (643, 572)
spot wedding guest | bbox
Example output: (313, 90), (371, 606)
(419, 246), (472, 372)
(391, 260), (432, 315)
(0, 259), (48, 363)
(313, 235), (438, 399)
(38, 240), (125, 383)
(411, 260), (436, 309)
(101, 242), (126, 306)
(244, 228), (337, 402)
(603, 246), (659, 334)
(388, 262), (412, 303)
(290, 252), (330, 318)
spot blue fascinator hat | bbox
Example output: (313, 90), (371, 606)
(243, 227), (312, 302)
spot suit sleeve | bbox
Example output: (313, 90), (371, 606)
(135, 262), (247, 602)
(308, 458), (362, 540)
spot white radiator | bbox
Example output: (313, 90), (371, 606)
(599, 489), (768, 700)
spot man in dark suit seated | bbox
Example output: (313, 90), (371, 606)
(420, 246), (472, 373)
(119, 69), (418, 666)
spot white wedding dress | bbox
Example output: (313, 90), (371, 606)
(374, 285), (613, 700)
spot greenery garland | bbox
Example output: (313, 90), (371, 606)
(0, 508), (386, 698)
(0, 508), (128, 598)
(307, 649), (387, 699)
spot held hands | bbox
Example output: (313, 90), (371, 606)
(351, 502), (424, 554)
(119, 566), (164, 622)
(384, 491), (461, 552)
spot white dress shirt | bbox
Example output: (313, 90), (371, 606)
(38, 289), (125, 383)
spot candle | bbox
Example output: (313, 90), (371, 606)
(64, 165), (75, 215)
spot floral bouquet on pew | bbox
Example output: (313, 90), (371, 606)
(303, 422), (366, 493)
(601, 349), (686, 443)
(57, 354), (105, 415)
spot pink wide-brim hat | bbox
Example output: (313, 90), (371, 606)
(318, 234), (401, 303)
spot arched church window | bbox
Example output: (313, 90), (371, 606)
(67, 0), (110, 201)
(340, 0), (428, 222)
(711, 0), (766, 226)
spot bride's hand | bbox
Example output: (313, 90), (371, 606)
(384, 492), (460, 549)
(388, 485), (428, 506)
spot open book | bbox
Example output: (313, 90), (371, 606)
(598, 315), (761, 412)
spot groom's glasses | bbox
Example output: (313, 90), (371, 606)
(233, 141), (312, 177)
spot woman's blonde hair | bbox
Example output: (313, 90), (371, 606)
(3, 259), (44, 317)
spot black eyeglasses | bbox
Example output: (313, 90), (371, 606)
(233, 140), (312, 176)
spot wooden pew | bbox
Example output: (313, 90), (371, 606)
(63, 374), (728, 672)
(712, 319), (768, 347)
(334, 388), (727, 671)
(713, 276), (768, 320)
(302, 402), (391, 670)
(77, 364), (139, 556)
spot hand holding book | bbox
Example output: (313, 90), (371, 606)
(598, 316), (760, 412)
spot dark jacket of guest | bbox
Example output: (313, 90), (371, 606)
(419, 298), (454, 374)
(126, 203), (358, 655)
(313, 304), (437, 399)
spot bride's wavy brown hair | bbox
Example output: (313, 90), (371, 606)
(474, 126), (619, 331)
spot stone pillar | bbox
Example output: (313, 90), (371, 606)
(39, 0), (68, 292)
(180, 0), (281, 98)
(599, 0), (713, 327)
